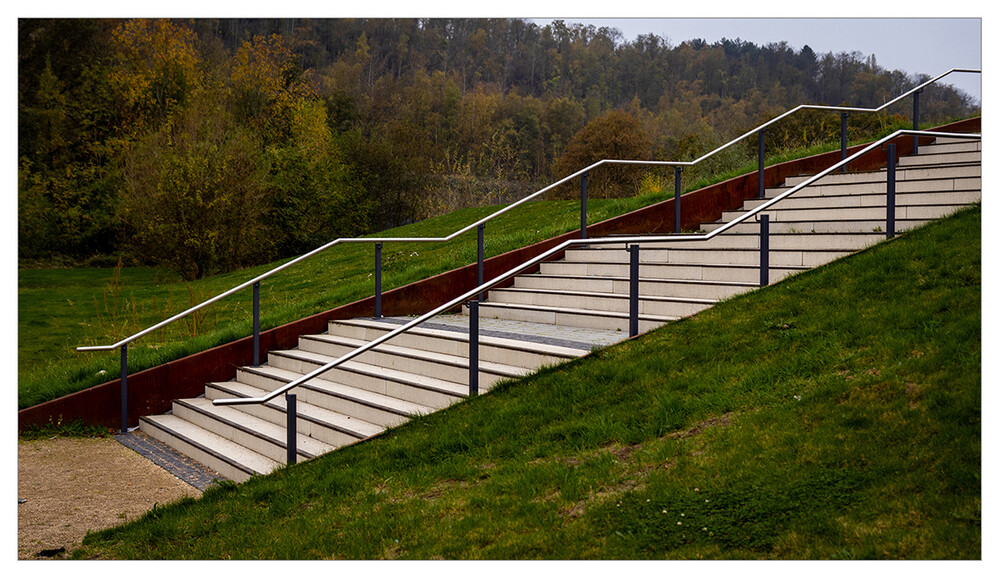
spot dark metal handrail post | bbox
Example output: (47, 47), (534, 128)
(758, 128), (766, 199)
(286, 393), (297, 465)
(580, 172), (589, 239)
(120, 345), (128, 434)
(840, 113), (849, 173)
(468, 300), (479, 396)
(628, 245), (640, 338)
(374, 242), (383, 318)
(759, 214), (770, 287)
(252, 281), (260, 367)
(886, 143), (897, 239)
(674, 166), (682, 233)
(912, 90), (921, 154)
(477, 224), (485, 302)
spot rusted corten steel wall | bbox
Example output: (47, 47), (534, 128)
(18, 117), (979, 431)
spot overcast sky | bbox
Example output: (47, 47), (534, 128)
(531, 18), (982, 104)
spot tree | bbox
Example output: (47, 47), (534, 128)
(265, 99), (371, 256)
(553, 109), (652, 198)
(119, 96), (268, 280)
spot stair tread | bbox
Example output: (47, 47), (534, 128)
(519, 273), (757, 287)
(268, 348), (473, 396)
(476, 300), (679, 322)
(301, 334), (530, 377)
(141, 414), (279, 477)
(490, 286), (718, 304)
(176, 397), (336, 459)
(331, 317), (590, 358)
(233, 365), (433, 418)
(208, 379), (388, 438)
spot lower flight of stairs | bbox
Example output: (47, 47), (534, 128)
(140, 136), (981, 483)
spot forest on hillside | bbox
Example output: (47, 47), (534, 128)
(18, 18), (979, 279)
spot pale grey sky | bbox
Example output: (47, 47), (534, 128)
(532, 18), (982, 104)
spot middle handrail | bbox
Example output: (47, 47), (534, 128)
(213, 128), (980, 407)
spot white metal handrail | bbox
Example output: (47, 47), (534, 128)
(76, 68), (980, 354)
(213, 128), (981, 407)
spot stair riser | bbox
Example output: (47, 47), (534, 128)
(171, 402), (291, 464)
(514, 275), (752, 300)
(488, 289), (713, 318)
(228, 371), (409, 430)
(265, 353), (474, 405)
(140, 418), (256, 483)
(539, 261), (801, 284)
(293, 339), (519, 387)
(476, 304), (666, 333)
(325, 323), (575, 369)
(745, 189), (980, 211)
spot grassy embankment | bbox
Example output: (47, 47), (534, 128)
(74, 204), (980, 559)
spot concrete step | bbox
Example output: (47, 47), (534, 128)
(228, 366), (426, 429)
(487, 286), (716, 318)
(922, 137), (980, 151)
(472, 301), (674, 333)
(701, 218), (935, 234)
(169, 397), (334, 465)
(720, 202), (974, 224)
(326, 318), (587, 370)
(539, 259), (806, 284)
(745, 189), (980, 211)
(766, 179), (980, 202)
(206, 379), (385, 445)
(296, 334), (529, 387)
(575, 232), (886, 252)
(139, 413), (279, 483)
(564, 245), (852, 268)
(513, 273), (756, 301)
(266, 347), (480, 401)
(779, 161), (980, 190)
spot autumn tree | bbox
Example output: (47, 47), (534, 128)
(119, 96), (268, 280)
(553, 109), (652, 198)
(265, 99), (371, 255)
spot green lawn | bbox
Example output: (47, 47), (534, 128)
(73, 205), (980, 559)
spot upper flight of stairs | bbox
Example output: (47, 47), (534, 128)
(139, 135), (981, 483)
(473, 137), (981, 333)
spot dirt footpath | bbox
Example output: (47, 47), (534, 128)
(17, 436), (202, 560)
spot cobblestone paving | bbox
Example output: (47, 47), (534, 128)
(115, 431), (228, 491)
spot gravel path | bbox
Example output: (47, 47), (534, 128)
(17, 435), (215, 560)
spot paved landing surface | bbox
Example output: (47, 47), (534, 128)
(115, 430), (228, 491)
(366, 315), (630, 350)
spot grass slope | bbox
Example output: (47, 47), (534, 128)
(74, 205), (980, 560)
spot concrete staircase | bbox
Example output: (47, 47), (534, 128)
(139, 136), (980, 482)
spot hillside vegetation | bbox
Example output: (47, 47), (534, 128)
(19, 18), (977, 277)
(74, 205), (980, 560)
